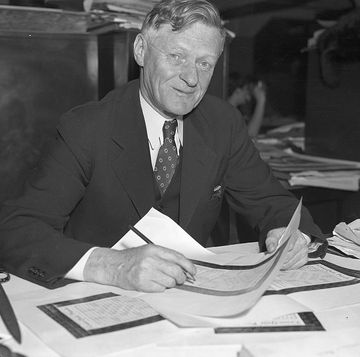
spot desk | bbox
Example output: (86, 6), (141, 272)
(2, 244), (360, 357)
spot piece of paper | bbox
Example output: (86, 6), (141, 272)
(268, 260), (359, 292)
(37, 292), (164, 338)
(152, 294), (309, 328)
(112, 207), (215, 260)
(269, 259), (360, 312)
(141, 200), (303, 319)
(13, 283), (182, 357)
(328, 219), (360, 258)
(289, 170), (360, 191)
(214, 311), (324, 333)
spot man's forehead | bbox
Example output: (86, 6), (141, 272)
(148, 23), (223, 53)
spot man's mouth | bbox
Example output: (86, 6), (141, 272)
(173, 88), (195, 96)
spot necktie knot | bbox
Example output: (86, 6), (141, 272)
(163, 119), (177, 141)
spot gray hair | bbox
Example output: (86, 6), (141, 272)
(141, 0), (226, 39)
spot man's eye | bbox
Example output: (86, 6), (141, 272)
(168, 54), (183, 64)
(198, 61), (212, 71)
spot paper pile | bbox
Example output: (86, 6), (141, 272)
(328, 220), (360, 258)
(86, 0), (160, 32)
(289, 170), (360, 191)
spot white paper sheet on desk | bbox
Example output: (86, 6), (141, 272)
(112, 207), (215, 259)
(12, 282), (185, 357)
(152, 295), (309, 328)
(141, 200), (302, 319)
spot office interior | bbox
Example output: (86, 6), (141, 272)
(1, 0), (360, 239)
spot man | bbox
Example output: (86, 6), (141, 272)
(0, 0), (325, 293)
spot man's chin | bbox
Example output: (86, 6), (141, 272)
(165, 102), (197, 117)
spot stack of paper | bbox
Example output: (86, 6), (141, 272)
(289, 170), (360, 191)
(86, 0), (159, 14)
(85, 0), (160, 31)
(328, 220), (360, 258)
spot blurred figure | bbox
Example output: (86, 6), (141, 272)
(227, 72), (266, 137)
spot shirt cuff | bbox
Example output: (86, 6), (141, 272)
(65, 247), (98, 281)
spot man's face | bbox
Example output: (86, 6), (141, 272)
(134, 22), (224, 118)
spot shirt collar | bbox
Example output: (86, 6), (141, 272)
(139, 91), (183, 150)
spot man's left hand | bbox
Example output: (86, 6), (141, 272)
(265, 228), (308, 270)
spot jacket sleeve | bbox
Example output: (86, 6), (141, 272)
(222, 104), (325, 251)
(0, 110), (96, 288)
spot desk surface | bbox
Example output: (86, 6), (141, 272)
(2, 244), (360, 357)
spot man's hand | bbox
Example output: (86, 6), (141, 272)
(265, 228), (309, 270)
(83, 245), (196, 292)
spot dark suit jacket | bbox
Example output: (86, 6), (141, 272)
(0, 80), (324, 287)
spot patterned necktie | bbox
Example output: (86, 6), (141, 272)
(154, 119), (179, 195)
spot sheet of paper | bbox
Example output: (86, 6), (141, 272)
(269, 259), (360, 312)
(214, 311), (324, 333)
(13, 282), (182, 357)
(112, 207), (214, 260)
(328, 219), (360, 258)
(37, 292), (164, 338)
(141, 200), (303, 319)
(246, 327), (360, 357)
(0, 332), (10, 343)
(154, 294), (309, 328)
(289, 171), (360, 191)
(269, 261), (357, 291)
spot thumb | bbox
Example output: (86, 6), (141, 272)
(266, 235), (279, 252)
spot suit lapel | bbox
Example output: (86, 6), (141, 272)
(110, 83), (155, 219)
(180, 109), (217, 227)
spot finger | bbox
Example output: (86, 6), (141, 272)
(139, 280), (168, 292)
(127, 259), (180, 292)
(150, 270), (179, 289)
(153, 246), (197, 277)
(266, 227), (286, 250)
(154, 258), (189, 285)
(266, 235), (281, 252)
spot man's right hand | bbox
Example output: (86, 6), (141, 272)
(83, 245), (196, 292)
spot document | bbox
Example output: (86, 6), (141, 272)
(215, 311), (324, 333)
(289, 170), (360, 191)
(141, 200), (303, 318)
(268, 260), (360, 293)
(37, 292), (163, 338)
(13, 283), (182, 357)
(266, 259), (360, 313)
(112, 207), (215, 260)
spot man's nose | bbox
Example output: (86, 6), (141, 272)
(179, 63), (198, 87)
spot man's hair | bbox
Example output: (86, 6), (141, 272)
(142, 0), (226, 39)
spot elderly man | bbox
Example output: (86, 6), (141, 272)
(0, 0), (324, 292)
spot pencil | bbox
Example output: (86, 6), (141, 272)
(128, 225), (154, 245)
(128, 225), (196, 282)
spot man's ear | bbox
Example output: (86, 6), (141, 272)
(133, 33), (146, 67)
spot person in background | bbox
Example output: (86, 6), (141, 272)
(227, 72), (267, 137)
(0, 0), (326, 293)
